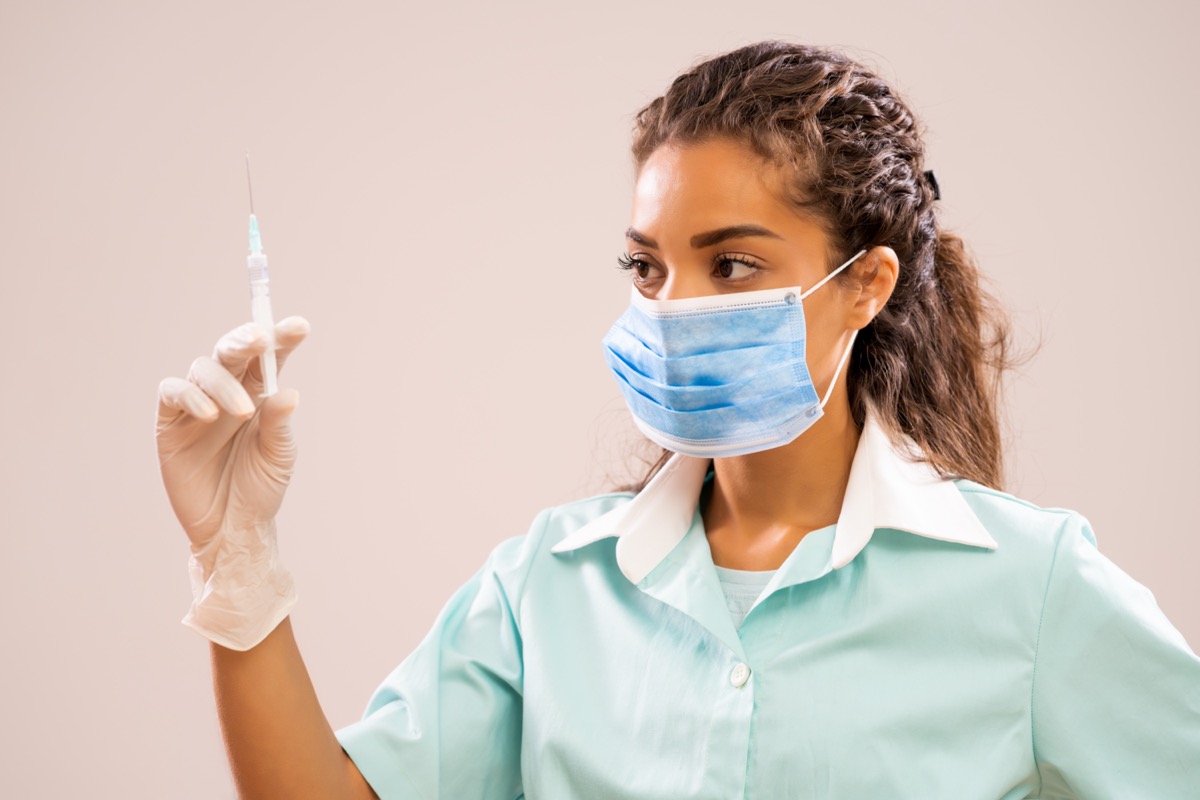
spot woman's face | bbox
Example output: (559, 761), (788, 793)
(623, 135), (892, 381)
(624, 136), (835, 302)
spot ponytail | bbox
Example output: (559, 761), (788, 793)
(848, 230), (1017, 489)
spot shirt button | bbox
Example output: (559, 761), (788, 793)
(730, 662), (751, 688)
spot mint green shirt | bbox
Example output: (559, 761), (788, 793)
(334, 407), (1200, 798)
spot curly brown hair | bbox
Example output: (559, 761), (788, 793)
(622, 41), (1025, 492)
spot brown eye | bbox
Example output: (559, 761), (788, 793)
(617, 252), (659, 283)
(714, 255), (760, 280)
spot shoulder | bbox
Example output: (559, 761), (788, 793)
(952, 477), (1097, 550)
(490, 491), (631, 553)
(542, 490), (636, 540)
(474, 490), (636, 591)
(946, 478), (1110, 612)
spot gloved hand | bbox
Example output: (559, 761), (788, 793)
(155, 316), (311, 651)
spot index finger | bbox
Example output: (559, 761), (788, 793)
(267, 315), (311, 375)
(212, 322), (271, 382)
(241, 315), (311, 393)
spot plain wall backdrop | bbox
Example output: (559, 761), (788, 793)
(1, 0), (1196, 796)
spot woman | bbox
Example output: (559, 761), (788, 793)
(155, 41), (1200, 798)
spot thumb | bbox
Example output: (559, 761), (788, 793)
(256, 388), (300, 466)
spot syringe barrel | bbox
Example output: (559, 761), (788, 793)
(247, 253), (270, 283)
(246, 252), (277, 396)
(250, 283), (273, 322)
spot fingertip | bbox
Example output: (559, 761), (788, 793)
(263, 387), (300, 415)
(276, 316), (311, 336)
(278, 387), (299, 411)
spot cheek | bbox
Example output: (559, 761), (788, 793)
(801, 299), (847, 364)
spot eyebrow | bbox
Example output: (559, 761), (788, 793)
(625, 224), (785, 250)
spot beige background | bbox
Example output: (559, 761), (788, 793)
(2, 0), (1196, 796)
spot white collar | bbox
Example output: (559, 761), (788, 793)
(550, 402), (997, 585)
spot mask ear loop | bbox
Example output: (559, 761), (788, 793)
(798, 248), (868, 301)
(819, 328), (858, 409)
(800, 248), (868, 409)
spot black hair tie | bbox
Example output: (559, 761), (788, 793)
(923, 169), (941, 201)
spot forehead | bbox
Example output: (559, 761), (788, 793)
(631, 137), (822, 241)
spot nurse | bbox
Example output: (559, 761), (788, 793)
(155, 41), (1200, 799)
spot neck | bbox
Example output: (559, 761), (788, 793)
(702, 398), (861, 569)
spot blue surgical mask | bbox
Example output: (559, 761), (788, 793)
(602, 248), (867, 458)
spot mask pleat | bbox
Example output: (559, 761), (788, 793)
(605, 348), (809, 412)
(604, 326), (795, 388)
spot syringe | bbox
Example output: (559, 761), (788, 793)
(244, 153), (278, 397)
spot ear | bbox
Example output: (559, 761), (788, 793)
(847, 245), (898, 329)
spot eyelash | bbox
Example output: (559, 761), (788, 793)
(615, 252), (762, 281)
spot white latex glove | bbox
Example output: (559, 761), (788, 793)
(155, 317), (310, 651)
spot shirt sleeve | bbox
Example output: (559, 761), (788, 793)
(1031, 511), (1200, 798)
(334, 507), (551, 800)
